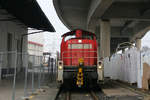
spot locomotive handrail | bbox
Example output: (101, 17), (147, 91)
(62, 51), (98, 66)
(62, 51), (98, 59)
(62, 50), (97, 54)
(62, 57), (98, 59)
(62, 50), (98, 65)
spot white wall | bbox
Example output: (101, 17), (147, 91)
(28, 43), (43, 56)
(28, 31), (44, 56)
(28, 32), (44, 45)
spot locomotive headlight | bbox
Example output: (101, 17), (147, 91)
(98, 61), (103, 69)
(58, 61), (63, 70)
(58, 66), (63, 70)
(98, 65), (102, 69)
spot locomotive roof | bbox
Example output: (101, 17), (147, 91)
(61, 29), (96, 37)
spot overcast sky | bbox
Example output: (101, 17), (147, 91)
(142, 31), (150, 48)
(36, 0), (69, 53)
(37, 0), (69, 33)
(36, 0), (150, 52)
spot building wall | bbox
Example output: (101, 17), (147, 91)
(28, 41), (43, 66)
(28, 32), (44, 45)
(0, 21), (27, 52)
(0, 13), (28, 69)
(28, 41), (43, 56)
(28, 32), (44, 55)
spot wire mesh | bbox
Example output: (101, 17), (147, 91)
(0, 51), (57, 100)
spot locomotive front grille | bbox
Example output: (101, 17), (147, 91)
(63, 66), (97, 72)
(62, 51), (98, 66)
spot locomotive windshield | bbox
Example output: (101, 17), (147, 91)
(68, 44), (92, 49)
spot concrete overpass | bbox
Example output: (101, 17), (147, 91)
(53, 0), (150, 57)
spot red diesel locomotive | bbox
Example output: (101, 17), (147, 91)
(57, 29), (103, 87)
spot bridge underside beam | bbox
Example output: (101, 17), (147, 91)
(102, 2), (150, 20)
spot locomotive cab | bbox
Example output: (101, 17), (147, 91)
(57, 29), (103, 87)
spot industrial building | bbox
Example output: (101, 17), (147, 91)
(28, 41), (43, 56)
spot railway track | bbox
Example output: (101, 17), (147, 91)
(90, 91), (99, 100)
(65, 90), (100, 100)
(55, 85), (101, 100)
(54, 80), (150, 100)
(66, 91), (71, 100)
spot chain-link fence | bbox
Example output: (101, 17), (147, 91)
(0, 51), (57, 100)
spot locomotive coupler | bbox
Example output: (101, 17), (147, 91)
(76, 58), (84, 87)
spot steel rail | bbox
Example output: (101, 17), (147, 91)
(90, 91), (99, 100)
(55, 86), (101, 100)
(66, 91), (71, 100)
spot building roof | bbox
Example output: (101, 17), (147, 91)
(0, 0), (55, 32)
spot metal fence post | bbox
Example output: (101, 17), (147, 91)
(49, 58), (52, 82)
(31, 56), (35, 94)
(42, 65), (45, 85)
(48, 57), (51, 75)
(12, 51), (17, 100)
(0, 53), (3, 81)
(54, 59), (57, 81)
(38, 65), (41, 89)
(24, 53), (28, 97)
(38, 56), (43, 89)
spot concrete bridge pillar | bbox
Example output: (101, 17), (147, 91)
(136, 39), (141, 51)
(99, 20), (110, 58)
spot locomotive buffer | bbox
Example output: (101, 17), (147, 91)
(76, 58), (84, 87)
